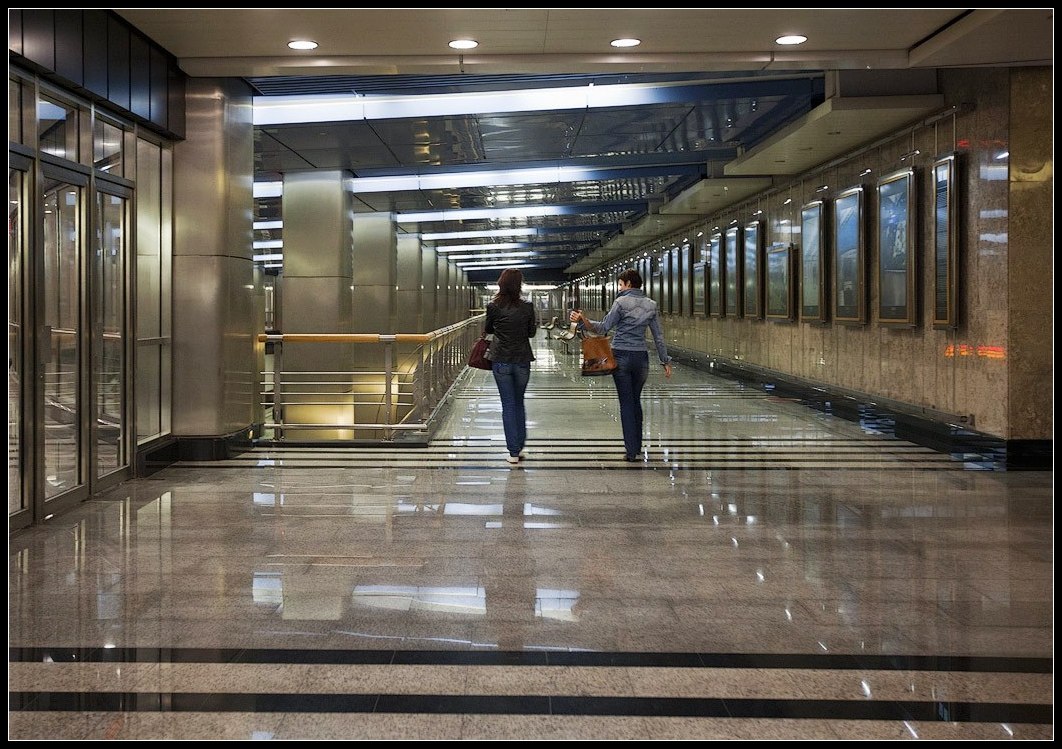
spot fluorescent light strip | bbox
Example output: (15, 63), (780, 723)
(254, 220), (283, 230)
(455, 261), (537, 270)
(254, 253), (284, 262)
(254, 182), (283, 198)
(253, 240), (284, 249)
(400, 205), (586, 223)
(422, 228), (538, 240)
(435, 242), (527, 253)
(446, 251), (537, 261)
(254, 78), (741, 126)
(345, 165), (607, 193)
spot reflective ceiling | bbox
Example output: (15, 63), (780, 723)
(115, 8), (1053, 282)
(251, 72), (823, 281)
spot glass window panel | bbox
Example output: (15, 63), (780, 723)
(136, 343), (161, 440)
(96, 192), (126, 476)
(42, 178), (82, 498)
(9, 77), (22, 146)
(9, 168), (25, 514)
(38, 94), (80, 162)
(93, 117), (124, 174)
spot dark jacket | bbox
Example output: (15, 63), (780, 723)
(485, 300), (536, 363)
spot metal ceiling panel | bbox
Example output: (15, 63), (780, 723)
(660, 177), (774, 215)
(623, 213), (700, 237)
(724, 95), (945, 176)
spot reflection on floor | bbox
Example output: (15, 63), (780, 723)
(9, 338), (1053, 739)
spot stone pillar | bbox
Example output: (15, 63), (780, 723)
(172, 78), (255, 442)
(352, 211), (398, 434)
(437, 255), (450, 327)
(281, 170), (355, 439)
(1006, 67), (1052, 460)
(395, 233), (422, 333)
(421, 244), (438, 332)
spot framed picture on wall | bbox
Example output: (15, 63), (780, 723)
(832, 186), (866, 324)
(708, 233), (723, 317)
(724, 226), (742, 317)
(743, 220), (762, 318)
(800, 200), (828, 322)
(765, 242), (794, 321)
(692, 263), (706, 316)
(877, 169), (918, 326)
(932, 154), (959, 328)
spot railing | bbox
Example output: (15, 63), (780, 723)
(258, 315), (484, 442)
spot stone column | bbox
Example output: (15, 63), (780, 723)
(172, 78), (255, 445)
(1006, 66), (1052, 464)
(281, 170), (355, 439)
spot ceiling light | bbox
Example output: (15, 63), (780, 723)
(775, 35), (807, 46)
(448, 39), (478, 50)
(610, 38), (641, 48)
(287, 40), (318, 50)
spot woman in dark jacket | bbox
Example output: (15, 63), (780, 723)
(485, 268), (537, 464)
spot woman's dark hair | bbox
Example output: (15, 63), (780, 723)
(493, 268), (524, 306)
(618, 268), (643, 289)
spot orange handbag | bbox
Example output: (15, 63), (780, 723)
(581, 334), (617, 376)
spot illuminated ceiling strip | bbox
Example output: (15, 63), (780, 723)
(253, 240), (284, 249)
(399, 203), (634, 223)
(253, 253), (284, 262)
(257, 83), (646, 126)
(435, 243), (527, 253)
(254, 220), (283, 230)
(253, 183), (283, 198)
(422, 228), (539, 240)
(445, 251), (538, 261)
(455, 261), (537, 270)
(346, 165), (613, 193)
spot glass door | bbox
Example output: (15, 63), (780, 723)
(93, 187), (130, 483)
(40, 167), (88, 511)
(9, 158), (30, 525)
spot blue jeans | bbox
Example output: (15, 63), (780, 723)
(612, 349), (649, 456)
(492, 361), (531, 456)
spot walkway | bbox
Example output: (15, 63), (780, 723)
(9, 337), (1053, 739)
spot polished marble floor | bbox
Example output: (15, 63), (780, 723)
(9, 338), (1053, 739)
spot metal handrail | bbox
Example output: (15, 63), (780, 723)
(260, 315), (484, 442)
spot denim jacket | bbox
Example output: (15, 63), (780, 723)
(586, 289), (671, 364)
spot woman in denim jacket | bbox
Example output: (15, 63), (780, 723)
(570, 269), (672, 462)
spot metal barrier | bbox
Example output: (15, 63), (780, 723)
(258, 315), (485, 442)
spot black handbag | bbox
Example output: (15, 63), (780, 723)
(581, 334), (617, 376)
(468, 334), (493, 370)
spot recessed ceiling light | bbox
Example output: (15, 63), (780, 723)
(610, 38), (641, 48)
(448, 39), (479, 50)
(775, 35), (807, 45)
(287, 40), (318, 50)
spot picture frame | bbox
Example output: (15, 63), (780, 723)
(679, 242), (691, 316)
(877, 169), (918, 326)
(659, 250), (672, 314)
(724, 226), (742, 317)
(743, 220), (762, 318)
(692, 262), (706, 316)
(932, 154), (959, 328)
(832, 185), (866, 324)
(708, 233), (723, 317)
(765, 242), (794, 321)
(800, 200), (828, 322)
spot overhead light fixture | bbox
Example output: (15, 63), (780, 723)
(448, 39), (478, 50)
(610, 38), (641, 48)
(775, 35), (807, 45)
(287, 40), (318, 50)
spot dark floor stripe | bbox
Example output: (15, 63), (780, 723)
(8, 692), (1052, 723)
(9, 648), (1052, 673)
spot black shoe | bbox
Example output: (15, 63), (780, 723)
(624, 453), (639, 462)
